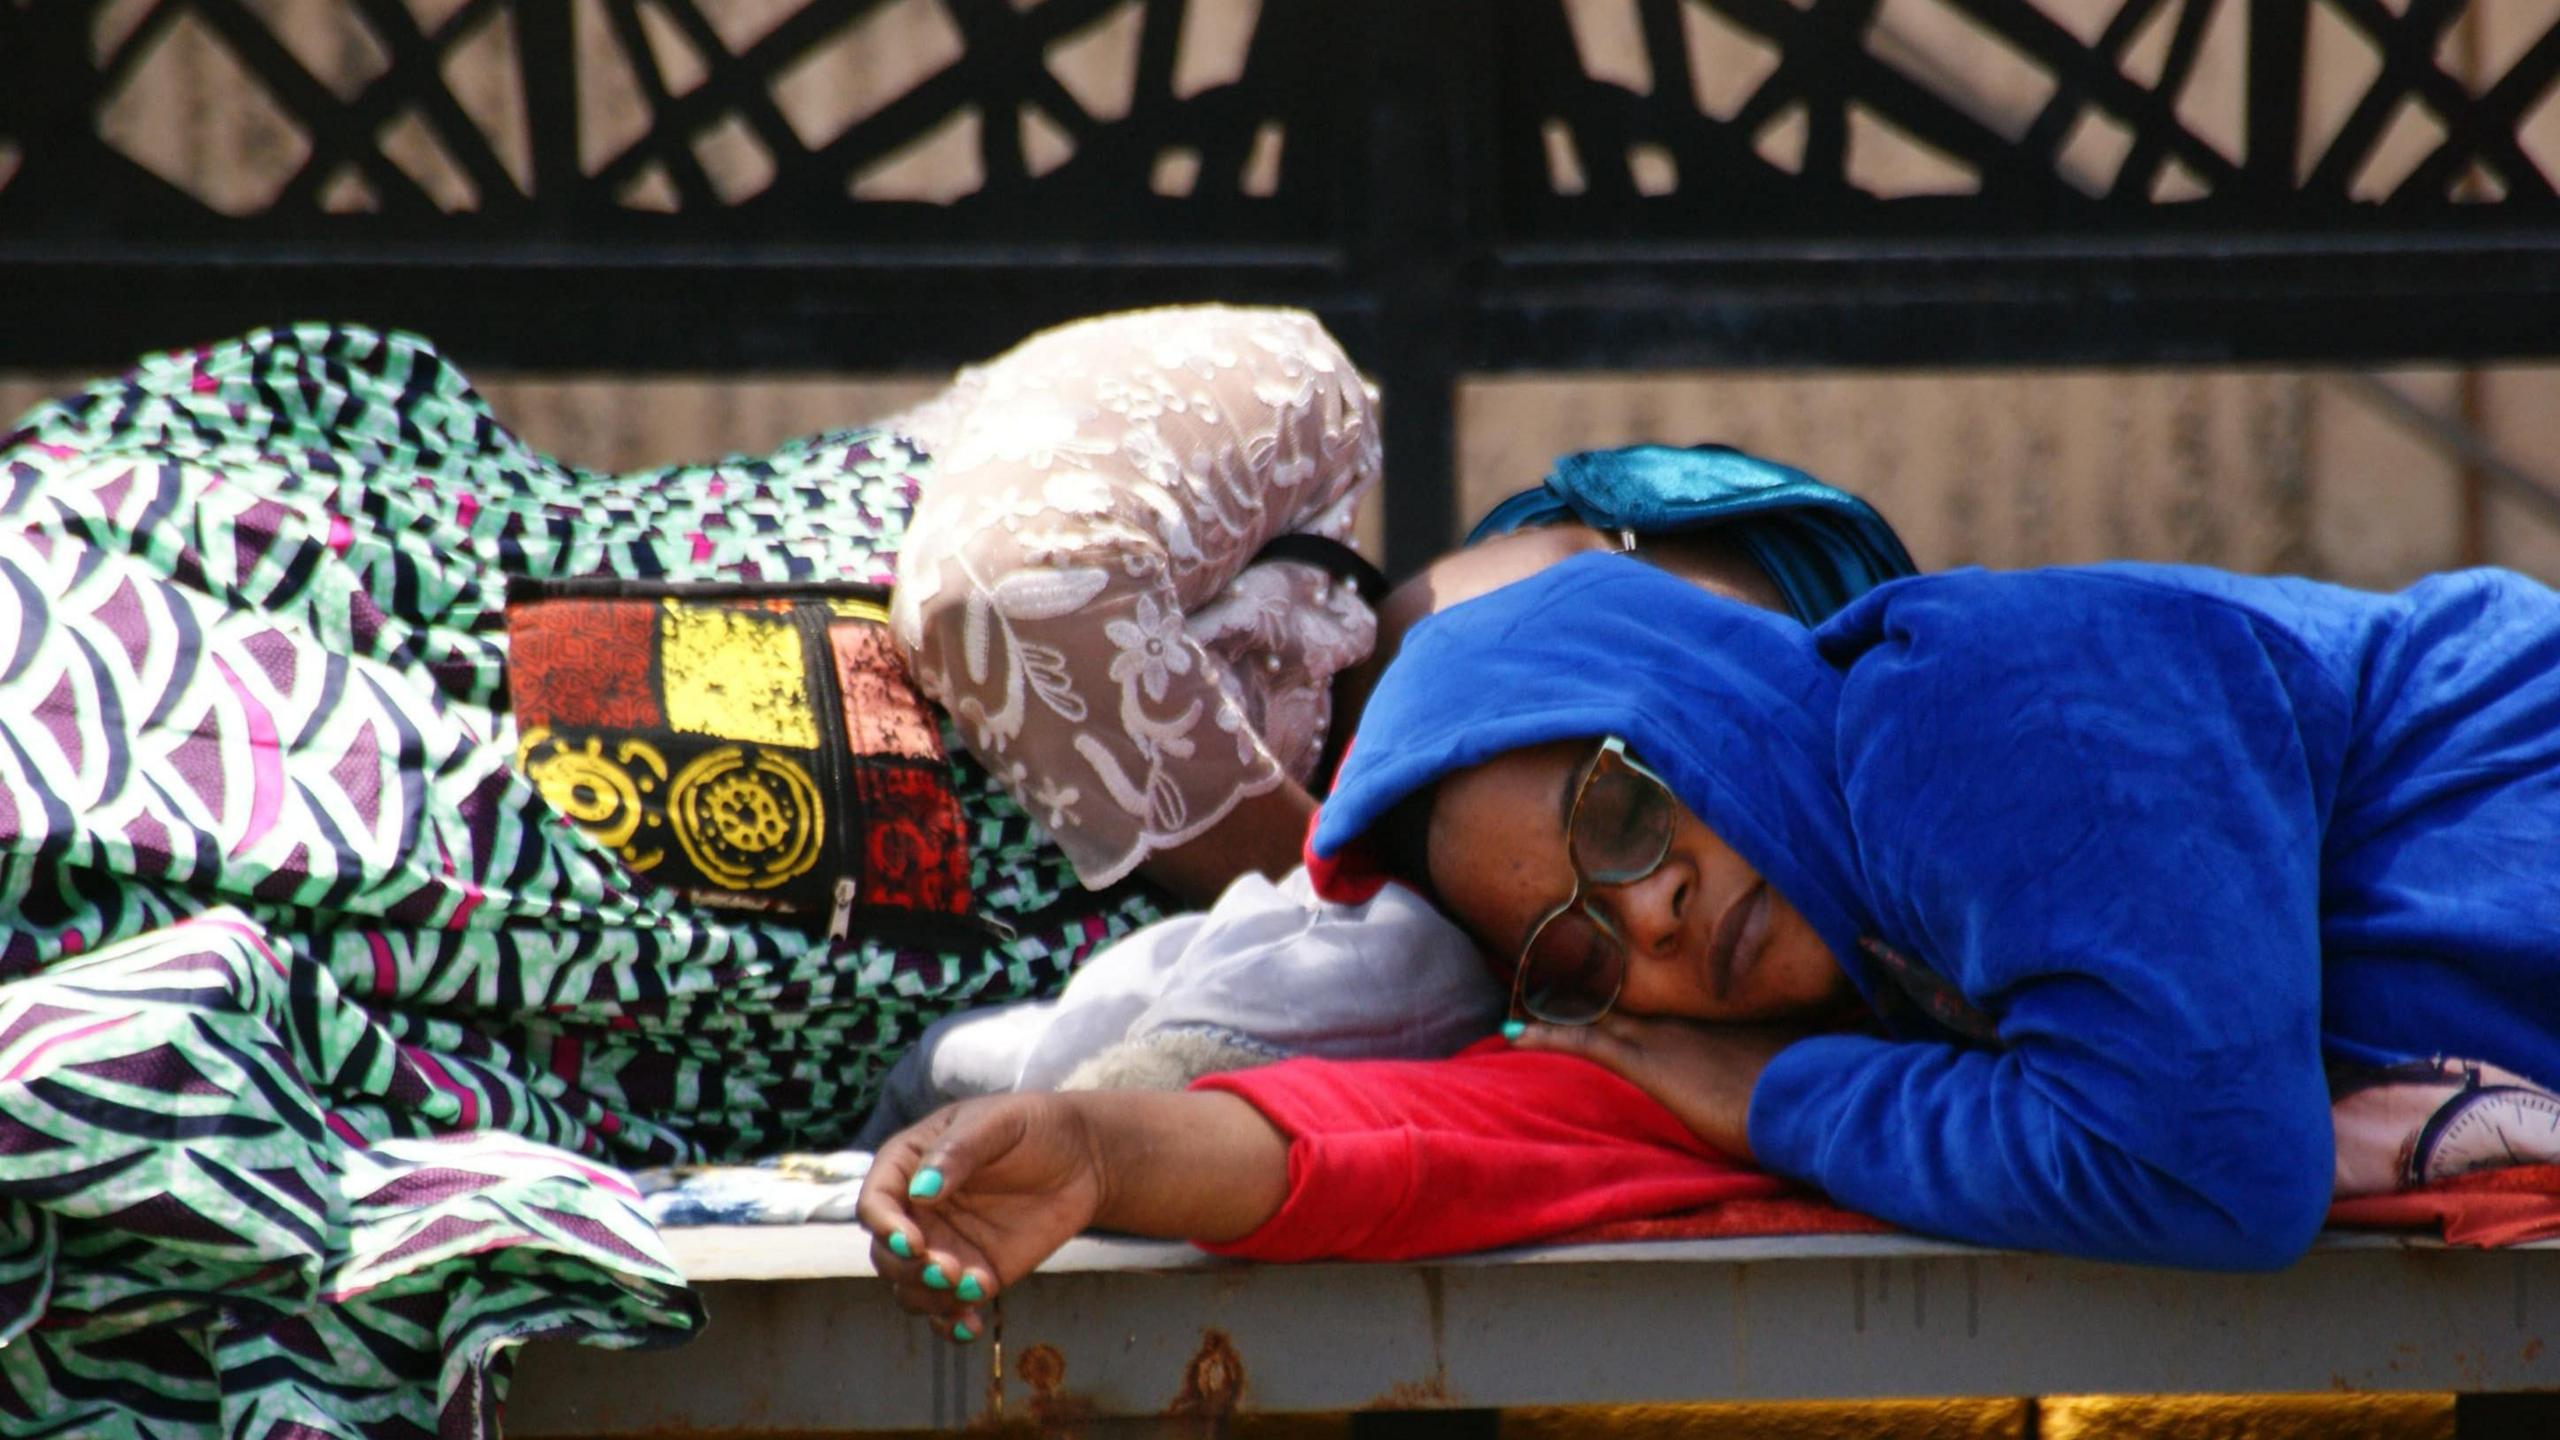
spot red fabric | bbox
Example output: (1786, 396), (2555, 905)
(1197, 1044), (2560, 1261)
(2328, 1165), (2560, 1247)
(1193, 1040), (1790, 1261)
(1301, 798), (1388, 905)
(852, 765), (972, 913)
(1303, 746), (1396, 906)
(1549, 1193), (1892, 1245)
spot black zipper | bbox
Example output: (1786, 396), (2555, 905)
(791, 602), (1015, 951)
(509, 576), (895, 606)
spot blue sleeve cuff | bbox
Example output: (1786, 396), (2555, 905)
(1745, 1031), (1885, 1187)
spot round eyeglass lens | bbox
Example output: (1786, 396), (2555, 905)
(1519, 909), (1625, 1025)
(1569, 760), (1675, 883)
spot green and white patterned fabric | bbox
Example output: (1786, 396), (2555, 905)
(0, 326), (1166, 1437)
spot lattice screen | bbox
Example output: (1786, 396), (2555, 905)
(9, 0), (2560, 236)
(1507, 0), (2560, 229)
(0, 0), (1325, 233)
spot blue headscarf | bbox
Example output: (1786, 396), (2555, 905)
(1468, 444), (1916, 626)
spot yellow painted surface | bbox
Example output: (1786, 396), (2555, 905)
(658, 602), (817, 749)
(1503, 1400), (2029, 1440)
(2040, 1394), (2453, 1440)
(923, 1409), (1391, 1438)
(544, 1393), (2463, 1437)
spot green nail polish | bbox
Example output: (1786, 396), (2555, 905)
(908, 1168), (945, 1199)
(953, 1323), (976, 1343)
(886, 1231), (912, 1260)
(956, 1275), (985, 1302)
(1502, 1020), (1526, 1041)
(922, 1264), (950, 1290)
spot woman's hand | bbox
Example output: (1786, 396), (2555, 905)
(1507, 1016), (1802, 1161)
(857, 1093), (1107, 1342)
(857, 1090), (1290, 1341)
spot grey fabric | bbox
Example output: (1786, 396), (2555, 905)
(854, 867), (1500, 1147)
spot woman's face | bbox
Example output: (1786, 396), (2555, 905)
(1426, 740), (1850, 1024)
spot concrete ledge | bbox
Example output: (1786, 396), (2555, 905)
(509, 1231), (2560, 1436)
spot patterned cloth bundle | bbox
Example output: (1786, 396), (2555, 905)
(0, 326), (1165, 1439)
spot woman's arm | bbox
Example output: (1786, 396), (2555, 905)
(1750, 572), (2342, 1271)
(856, 1089), (1288, 1339)
(891, 306), (1381, 905)
(857, 1042), (1790, 1335)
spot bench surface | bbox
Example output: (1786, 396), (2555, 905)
(509, 1228), (2560, 1434)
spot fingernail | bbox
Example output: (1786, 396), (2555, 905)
(956, 1274), (985, 1302)
(953, 1322), (976, 1343)
(1502, 1021), (1526, 1041)
(922, 1264), (951, 1290)
(886, 1231), (913, 1260)
(908, 1168), (944, 1199)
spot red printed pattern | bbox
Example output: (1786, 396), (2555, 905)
(511, 599), (662, 730)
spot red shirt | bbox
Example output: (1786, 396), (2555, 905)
(1191, 1040), (1784, 1261)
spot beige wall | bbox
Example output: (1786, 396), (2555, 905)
(13, 359), (2558, 590)
(1460, 365), (2560, 588)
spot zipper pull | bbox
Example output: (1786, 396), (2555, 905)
(827, 877), (858, 942)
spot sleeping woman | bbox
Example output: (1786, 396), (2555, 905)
(857, 550), (2560, 1341)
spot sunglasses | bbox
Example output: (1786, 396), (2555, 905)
(1510, 736), (1678, 1026)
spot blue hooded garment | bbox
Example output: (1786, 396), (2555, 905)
(1312, 552), (2560, 1270)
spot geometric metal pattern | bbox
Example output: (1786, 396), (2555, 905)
(0, 0), (1334, 240)
(1504, 0), (2560, 234)
(19, 1), (2557, 239)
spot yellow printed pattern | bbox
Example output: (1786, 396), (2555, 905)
(518, 728), (670, 873)
(825, 596), (893, 624)
(659, 601), (819, 749)
(668, 746), (825, 890)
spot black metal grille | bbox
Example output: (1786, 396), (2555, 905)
(0, 0), (1342, 238)
(7, 0), (2560, 569)
(1499, 0), (2560, 234)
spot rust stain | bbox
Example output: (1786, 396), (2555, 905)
(1018, 1343), (1066, 1393)
(2524, 1336), (2546, 1362)
(1357, 1269), (1454, 1411)
(1014, 1342), (1096, 1438)
(1364, 1376), (1455, 1409)
(1166, 1328), (1245, 1431)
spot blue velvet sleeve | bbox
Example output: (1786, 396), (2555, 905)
(1748, 571), (2341, 1270)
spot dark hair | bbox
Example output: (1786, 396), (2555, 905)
(1371, 783), (1439, 901)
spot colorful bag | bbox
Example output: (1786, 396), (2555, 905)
(507, 579), (978, 941)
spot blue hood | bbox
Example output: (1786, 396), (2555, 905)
(1311, 551), (1878, 976)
